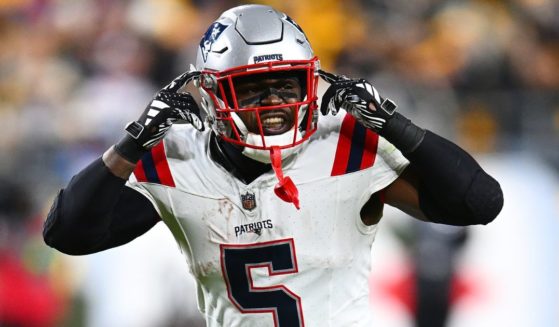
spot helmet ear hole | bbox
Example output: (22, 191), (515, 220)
(200, 74), (217, 91)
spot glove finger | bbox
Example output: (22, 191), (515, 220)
(354, 80), (382, 105)
(172, 106), (205, 131)
(163, 71), (201, 92)
(320, 84), (339, 115)
(328, 97), (339, 116)
(183, 111), (205, 131)
(318, 69), (348, 84)
(350, 87), (378, 108)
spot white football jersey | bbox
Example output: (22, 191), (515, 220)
(126, 112), (409, 327)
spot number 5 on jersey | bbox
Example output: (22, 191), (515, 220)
(220, 239), (305, 326)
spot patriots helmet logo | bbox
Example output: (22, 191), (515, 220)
(200, 22), (228, 62)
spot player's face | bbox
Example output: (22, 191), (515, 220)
(234, 73), (302, 136)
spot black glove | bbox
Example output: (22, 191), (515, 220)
(115, 71), (204, 163)
(319, 70), (424, 153)
(319, 69), (397, 134)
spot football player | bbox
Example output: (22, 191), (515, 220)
(43, 5), (503, 326)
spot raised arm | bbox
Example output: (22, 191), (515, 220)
(320, 70), (503, 226)
(43, 71), (204, 255)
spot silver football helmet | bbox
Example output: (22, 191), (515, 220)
(195, 4), (320, 164)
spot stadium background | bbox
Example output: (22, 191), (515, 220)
(0, 0), (557, 326)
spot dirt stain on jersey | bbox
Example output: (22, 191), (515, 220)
(218, 199), (234, 221)
(202, 199), (236, 243)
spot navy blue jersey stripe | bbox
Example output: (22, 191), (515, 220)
(346, 122), (366, 173)
(141, 152), (161, 184)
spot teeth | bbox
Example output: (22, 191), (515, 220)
(262, 117), (285, 127)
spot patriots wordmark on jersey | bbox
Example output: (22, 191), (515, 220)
(127, 112), (408, 327)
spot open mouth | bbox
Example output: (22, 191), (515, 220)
(259, 109), (294, 135)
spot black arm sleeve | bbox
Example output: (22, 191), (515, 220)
(43, 158), (160, 255)
(405, 131), (504, 226)
(381, 113), (503, 226)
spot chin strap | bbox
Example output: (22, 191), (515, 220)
(270, 146), (300, 210)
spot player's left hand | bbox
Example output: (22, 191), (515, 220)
(319, 70), (397, 134)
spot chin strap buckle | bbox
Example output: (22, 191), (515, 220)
(270, 146), (300, 210)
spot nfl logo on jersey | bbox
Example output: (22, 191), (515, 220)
(240, 192), (256, 211)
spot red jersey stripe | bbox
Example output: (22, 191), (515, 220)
(360, 129), (379, 170)
(133, 159), (148, 182)
(151, 142), (175, 187)
(331, 114), (356, 176)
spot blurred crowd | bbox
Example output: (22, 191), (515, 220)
(0, 0), (557, 326)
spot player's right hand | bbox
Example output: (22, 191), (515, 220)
(115, 71), (204, 163)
